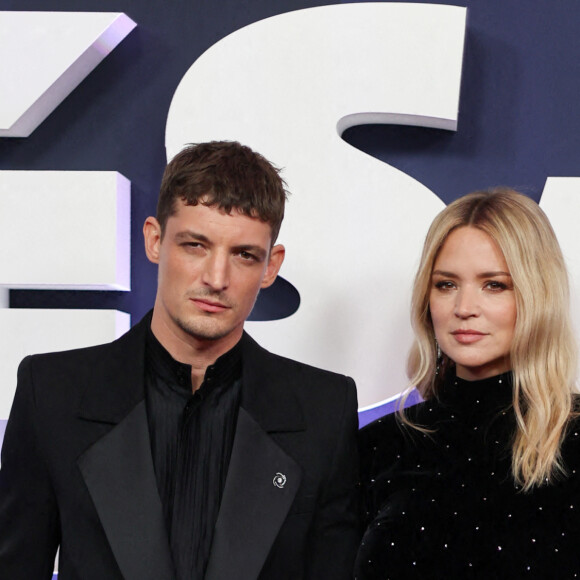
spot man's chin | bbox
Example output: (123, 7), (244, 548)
(176, 318), (233, 342)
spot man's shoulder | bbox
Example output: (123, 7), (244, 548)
(266, 348), (353, 382)
(242, 331), (355, 387)
(24, 338), (117, 365)
(20, 314), (147, 374)
(241, 332), (357, 425)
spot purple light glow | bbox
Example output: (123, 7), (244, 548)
(0, 420), (6, 453)
(358, 389), (423, 428)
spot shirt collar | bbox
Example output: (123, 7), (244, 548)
(146, 324), (243, 394)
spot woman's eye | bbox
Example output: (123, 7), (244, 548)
(434, 280), (455, 290)
(485, 281), (507, 291)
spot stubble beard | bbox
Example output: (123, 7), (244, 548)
(174, 312), (235, 342)
(174, 290), (241, 342)
(172, 289), (258, 343)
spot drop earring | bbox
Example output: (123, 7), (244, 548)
(435, 340), (442, 376)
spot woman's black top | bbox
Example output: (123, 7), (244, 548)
(355, 372), (580, 579)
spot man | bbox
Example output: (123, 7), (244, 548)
(0, 141), (359, 579)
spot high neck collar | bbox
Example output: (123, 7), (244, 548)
(439, 370), (514, 414)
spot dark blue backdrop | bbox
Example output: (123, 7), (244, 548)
(2, 0), (579, 333)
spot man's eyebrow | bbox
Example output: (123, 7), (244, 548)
(174, 231), (268, 259)
(174, 230), (210, 243)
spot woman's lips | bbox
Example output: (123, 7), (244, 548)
(451, 330), (487, 344)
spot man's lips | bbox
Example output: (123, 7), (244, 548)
(191, 298), (230, 313)
(451, 329), (488, 344)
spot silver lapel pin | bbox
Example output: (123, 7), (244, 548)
(273, 472), (286, 488)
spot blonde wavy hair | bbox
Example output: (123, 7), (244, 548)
(406, 187), (578, 491)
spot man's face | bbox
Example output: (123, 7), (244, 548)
(144, 200), (284, 351)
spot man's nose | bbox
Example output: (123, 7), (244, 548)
(201, 252), (230, 291)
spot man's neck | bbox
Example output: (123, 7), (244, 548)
(150, 311), (243, 392)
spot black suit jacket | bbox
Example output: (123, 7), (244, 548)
(0, 315), (359, 579)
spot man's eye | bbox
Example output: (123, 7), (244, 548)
(239, 251), (257, 261)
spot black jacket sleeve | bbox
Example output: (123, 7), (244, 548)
(305, 376), (360, 579)
(0, 356), (60, 579)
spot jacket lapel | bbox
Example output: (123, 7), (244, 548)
(205, 333), (305, 580)
(78, 401), (174, 580)
(76, 314), (174, 580)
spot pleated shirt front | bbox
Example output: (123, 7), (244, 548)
(145, 327), (242, 580)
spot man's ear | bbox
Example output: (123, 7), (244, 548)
(261, 244), (285, 288)
(143, 217), (162, 264)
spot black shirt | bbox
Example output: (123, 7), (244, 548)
(145, 326), (242, 580)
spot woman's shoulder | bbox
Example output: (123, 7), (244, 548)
(359, 399), (441, 455)
(359, 410), (399, 440)
(359, 407), (410, 444)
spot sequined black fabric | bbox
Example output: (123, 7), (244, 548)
(355, 372), (580, 579)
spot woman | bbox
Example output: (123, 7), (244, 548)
(355, 188), (580, 579)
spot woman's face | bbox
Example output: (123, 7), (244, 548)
(429, 226), (517, 381)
